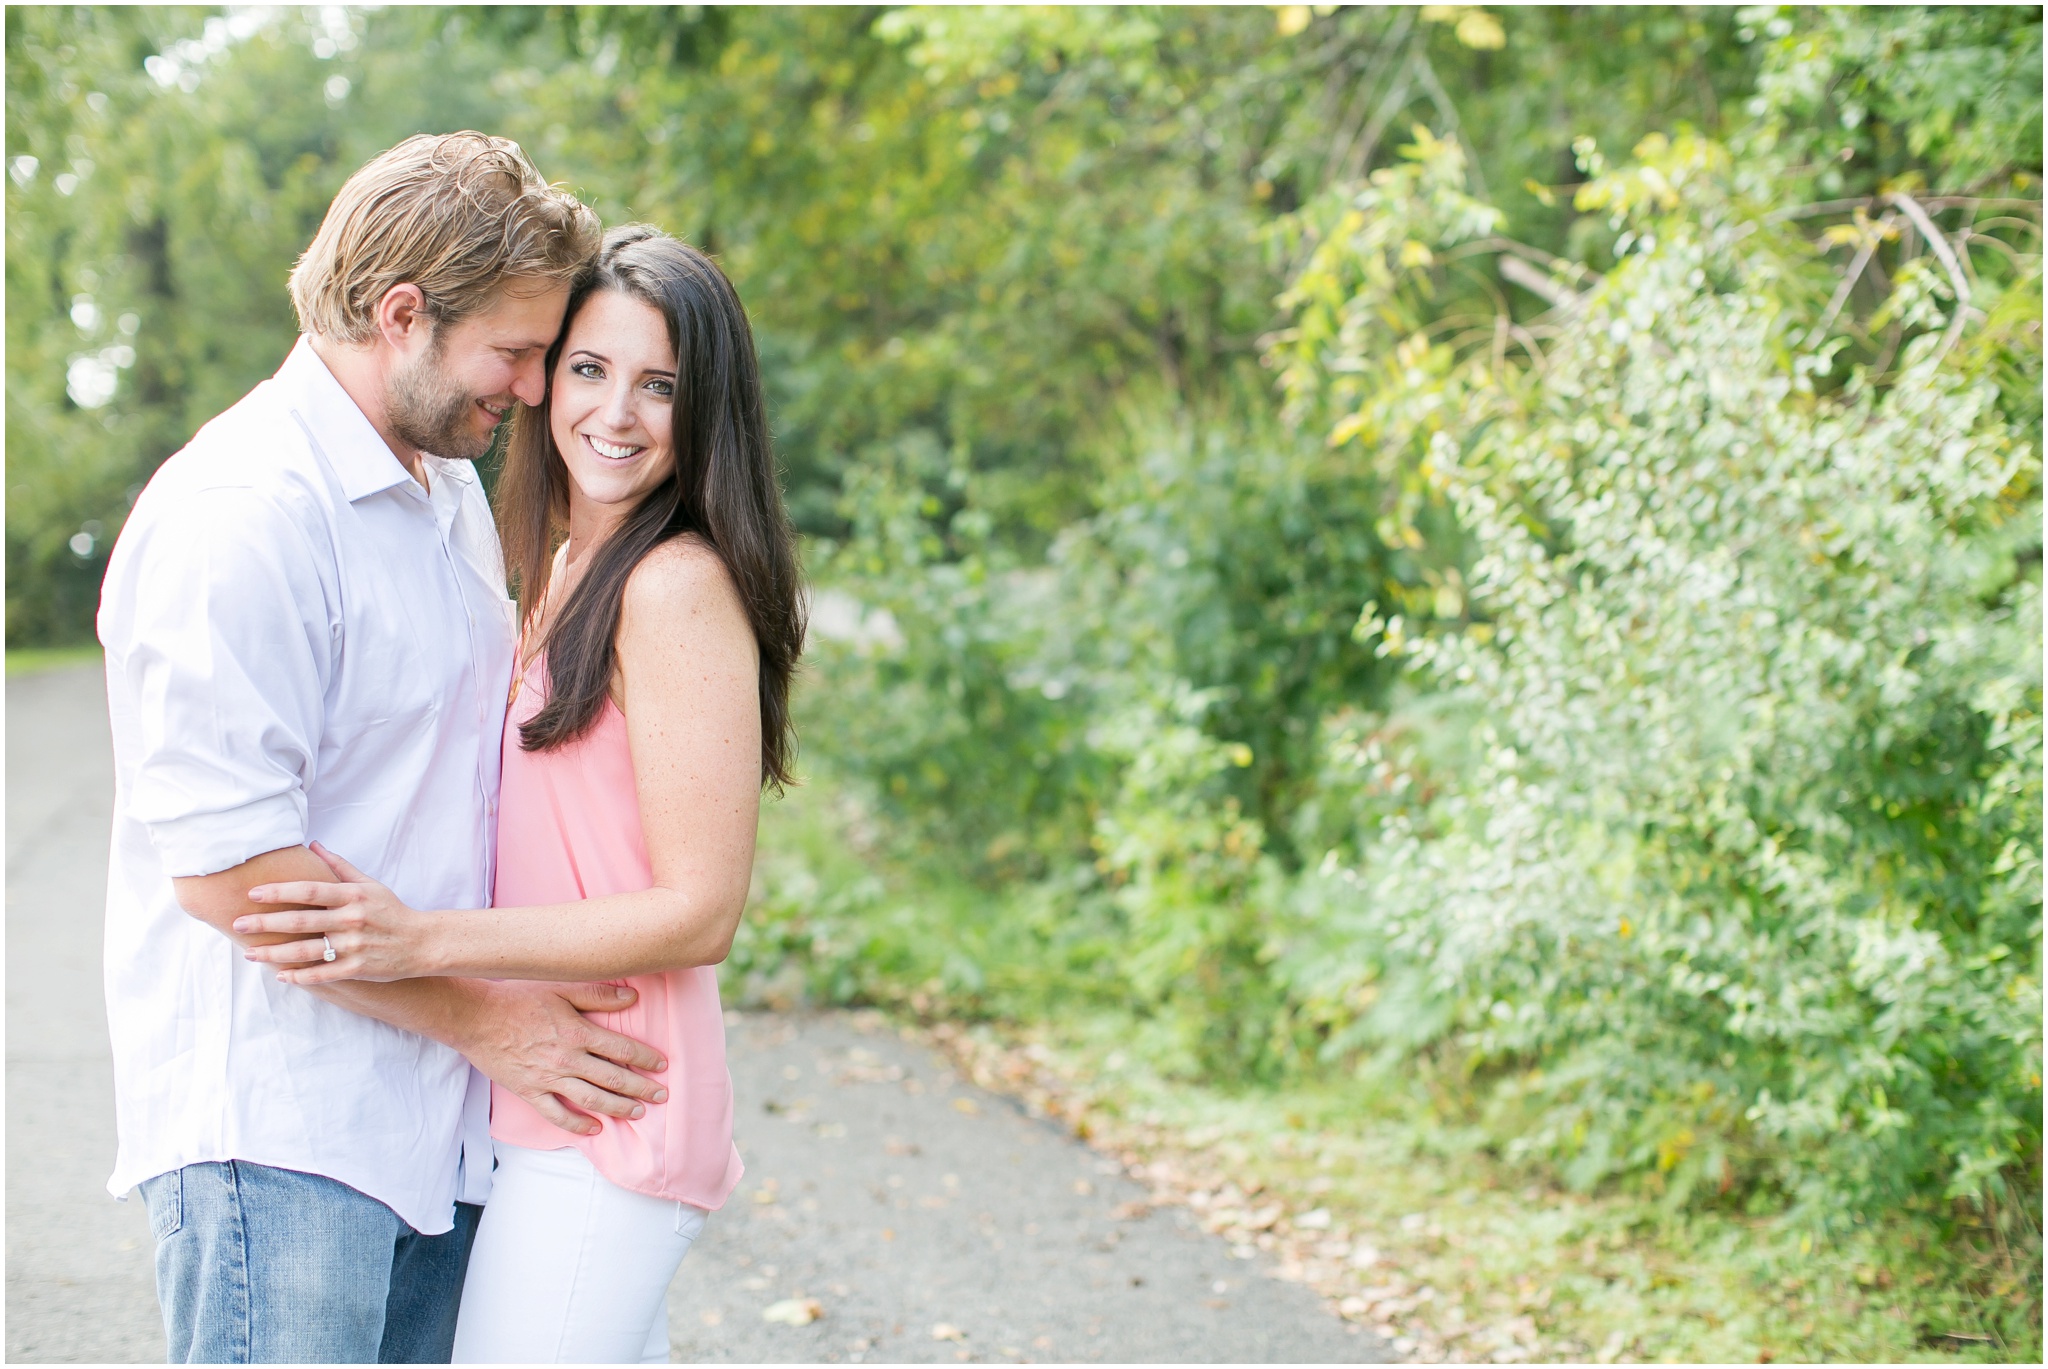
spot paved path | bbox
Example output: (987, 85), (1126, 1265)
(6, 662), (1383, 1364)
(7, 664), (161, 1362)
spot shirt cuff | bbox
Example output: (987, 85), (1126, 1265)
(145, 791), (310, 878)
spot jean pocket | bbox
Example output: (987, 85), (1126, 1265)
(144, 1167), (183, 1242)
(674, 1203), (709, 1242)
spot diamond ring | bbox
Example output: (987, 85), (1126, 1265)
(322, 935), (337, 963)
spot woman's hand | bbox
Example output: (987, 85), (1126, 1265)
(235, 843), (444, 985)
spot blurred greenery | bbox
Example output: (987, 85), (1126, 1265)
(7, 4), (2040, 1357)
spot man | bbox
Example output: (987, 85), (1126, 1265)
(98, 132), (666, 1363)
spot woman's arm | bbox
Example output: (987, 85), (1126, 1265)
(238, 537), (764, 984)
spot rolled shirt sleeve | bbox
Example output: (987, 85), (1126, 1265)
(112, 486), (334, 878)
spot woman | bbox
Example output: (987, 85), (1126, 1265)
(233, 225), (804, 1362)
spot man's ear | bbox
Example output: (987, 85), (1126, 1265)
(372, 283), (433, 355)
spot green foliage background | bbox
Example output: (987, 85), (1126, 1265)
(8, 4), (2041, 1345)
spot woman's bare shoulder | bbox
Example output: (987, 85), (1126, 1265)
(619, 533), (751, 647)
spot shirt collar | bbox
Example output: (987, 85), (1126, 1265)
(425, 454), (479, 492)
(276, 336), (417, 504)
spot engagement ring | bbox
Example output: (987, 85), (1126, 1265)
(322, 936), (336, 963)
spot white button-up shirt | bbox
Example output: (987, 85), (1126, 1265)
(97, 338), (515, 1234)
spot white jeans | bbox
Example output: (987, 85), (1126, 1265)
(451, 1143), (710, 1364)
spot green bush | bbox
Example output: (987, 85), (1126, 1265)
(1273, 128), (2040, 1220)
(786, 11), (2042, 1227)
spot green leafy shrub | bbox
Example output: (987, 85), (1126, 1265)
(770, 10), (2043, 1227)
(1272, 128), (2040, 1220)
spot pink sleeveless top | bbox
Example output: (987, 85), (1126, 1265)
(488, 654), (744, 1210)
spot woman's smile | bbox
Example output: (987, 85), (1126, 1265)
(581, 431), (646, 463)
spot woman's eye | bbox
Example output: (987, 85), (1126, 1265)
(646, 380), (674, 397)
(571, 361), (604, 380)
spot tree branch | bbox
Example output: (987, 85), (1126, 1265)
(1498, 255), (1583, 310)
(1889, 191), (1977, 359)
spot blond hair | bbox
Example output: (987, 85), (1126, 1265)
(288, 131), (600, 344)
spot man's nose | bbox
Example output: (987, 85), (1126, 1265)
(511, 353), (548, 407)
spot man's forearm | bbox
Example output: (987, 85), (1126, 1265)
(296, 966), (662, 1140)
(305, 975), (485, 1053)
(174, 844), (349, 949)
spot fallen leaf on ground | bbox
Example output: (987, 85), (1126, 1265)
(839, 1048), (907, 1084)
(1073, 1178), (1094, 1195)
(931, 1322), (967, 1342)
(952, 1097), (980, 1115)
(1113, 1200), (1150, 1220)
(700, 1310), (722, 1327)
(763, 1298), (823, 1327)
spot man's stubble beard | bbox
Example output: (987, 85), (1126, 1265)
(387, 336), (496, 464)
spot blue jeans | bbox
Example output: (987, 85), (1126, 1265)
(138, 1161), (481, 1364)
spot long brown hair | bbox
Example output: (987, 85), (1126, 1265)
(495, 225), (803, 788)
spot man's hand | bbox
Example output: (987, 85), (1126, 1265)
(449, 979), (669, 1137)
